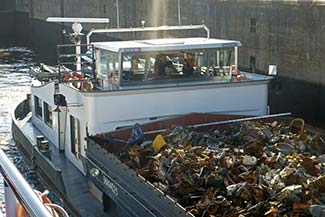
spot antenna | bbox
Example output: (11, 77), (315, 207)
(177, 0), (181, 26)
(47, 17), (109, 74)
(46, 17), (109, 36)
(46, 17), (110, 23)
(116, 0), (120, 28)
(46, 17), (110, 40)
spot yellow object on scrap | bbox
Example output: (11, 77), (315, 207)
(128, 151), (138, 158)
(152, 134), (166, 153)
(289, 118), (305, 133)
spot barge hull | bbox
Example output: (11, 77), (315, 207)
(85, 112), (325, 217)
(86, 140), (193, 217)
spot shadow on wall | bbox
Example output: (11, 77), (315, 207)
(0, 11), (33, 48)
(269, 76), (325, 128)
(0, 11), (15, 45)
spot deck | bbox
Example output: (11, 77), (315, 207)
(12, 101), (109, 217)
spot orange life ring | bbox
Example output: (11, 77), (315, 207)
(16, 190), (58, 217)
(63, 72), (83, 89)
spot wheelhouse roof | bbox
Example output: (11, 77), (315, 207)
(92, 37), (242, 53)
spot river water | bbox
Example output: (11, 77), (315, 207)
(0, 47), (41, 204)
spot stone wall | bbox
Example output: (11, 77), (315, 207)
(0, 0), (15, 41)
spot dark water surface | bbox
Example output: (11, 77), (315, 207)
(0, 47), (42, 204)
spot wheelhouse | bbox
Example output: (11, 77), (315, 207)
(94, 37), (241, 90)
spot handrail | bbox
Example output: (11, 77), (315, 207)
(57, 43), (96, 83)
(143, 112), (292, 135)
(0, 148), (52, 217)
(86, 24), (210, 45)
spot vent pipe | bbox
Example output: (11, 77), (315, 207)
(116, 0), (120, 28)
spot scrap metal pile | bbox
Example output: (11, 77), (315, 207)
(117, 119), (325, 216)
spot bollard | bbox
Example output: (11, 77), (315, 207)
(40, 140), (49, 151)
(40, 140), (51, 160)
(36, 136), (44, 149)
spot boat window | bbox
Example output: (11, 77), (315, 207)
(43, 102), (53, 127)
(70, 115), (80, 156)
(207, 48), (235, 77)
(120, 48), (235, 85)
(34, 96), (42, 119)
(121, 54), (148, 81)
(98, 50), (119, 82)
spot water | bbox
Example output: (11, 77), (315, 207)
(0, 47), (41, 203)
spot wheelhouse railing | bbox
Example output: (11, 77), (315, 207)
(57, 44), (96, 83)
(86, 24), (210, 45)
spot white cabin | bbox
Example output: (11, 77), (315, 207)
(30, 34), (272, 172)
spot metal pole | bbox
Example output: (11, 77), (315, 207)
(0, 149), (52, 217)
(116, 0), (120, 28)
(143, 112), (292, 135)
(177, 0), (181, 26)
(191, 112), (292, 128)
(57, 110), (63, 151)
(235, 46), (238, 69)
(76, 41), (81, 74)
(203, 24), (210, 38)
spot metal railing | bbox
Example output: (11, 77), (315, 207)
(86, 24), (210, 45)
(0, 148), (52, 217)
(57, 43), (96, 83)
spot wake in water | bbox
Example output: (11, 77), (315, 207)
(0, 47), (40, 203)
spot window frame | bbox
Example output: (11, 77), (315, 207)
(250, 18), (256, 33)
(98, 49), (120, 80)
(119, 47), (236, 86)
(34, 96), (43, 119)
(250, 56), (256, 73)
(43, 102), (53, 127)
(70, 115), (81, 156)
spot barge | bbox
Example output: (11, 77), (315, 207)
(86, 113), (325, 216)
(12, 17), (276, 216)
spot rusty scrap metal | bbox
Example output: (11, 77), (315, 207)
(115, 119), (325, 216)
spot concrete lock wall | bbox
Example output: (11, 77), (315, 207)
(0, 0), (15, 44)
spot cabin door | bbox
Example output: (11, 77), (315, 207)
(59, 107), (67, 151)
(70, 115), (81, 158)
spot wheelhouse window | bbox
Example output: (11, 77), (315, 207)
(43, 102), (53, 127)
(34, 96), (42, 118)
(120, 48), (235, 85)
(98, 49), (119, 82)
